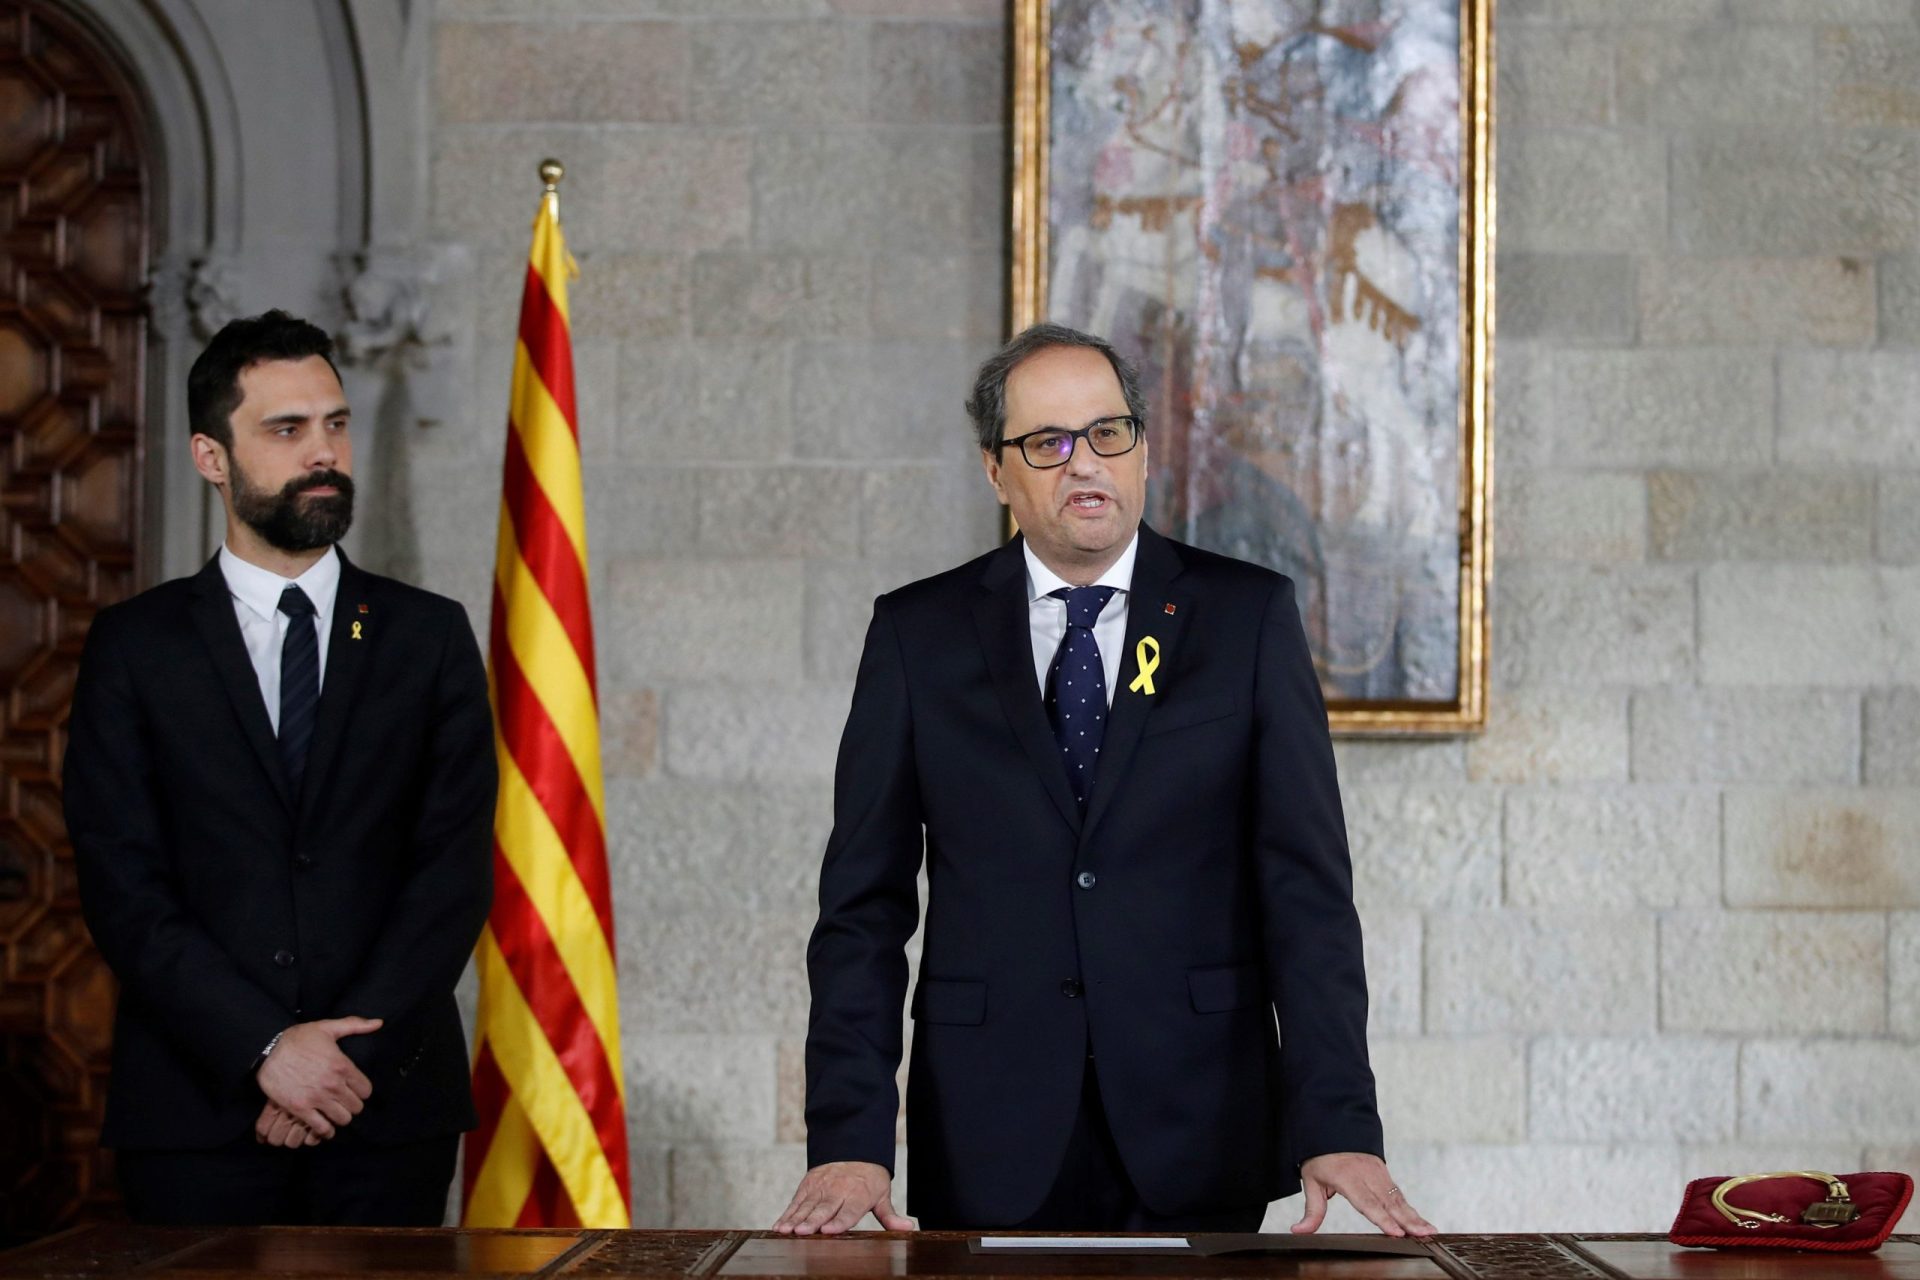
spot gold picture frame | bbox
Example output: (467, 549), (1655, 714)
(1010, 0), (1494, 736)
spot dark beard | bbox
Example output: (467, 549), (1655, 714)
(230, 462), (355, 552)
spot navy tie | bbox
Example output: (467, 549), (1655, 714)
(278, 585), (319, 790)
(1045, 585), (1117, 810)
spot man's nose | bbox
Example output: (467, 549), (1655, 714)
(1064, 436), (1102, 475)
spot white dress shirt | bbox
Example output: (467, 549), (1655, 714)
(218, 544), (340, 733)
(1023, 532), (1139, 708)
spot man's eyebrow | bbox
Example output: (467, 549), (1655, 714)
(258, 405), (351, 426)
(1030, 414), (1131, 430)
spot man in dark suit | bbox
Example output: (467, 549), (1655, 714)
(775, 324), (1431, 1236)
(64, 310), (496, 1226)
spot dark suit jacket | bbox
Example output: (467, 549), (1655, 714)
(804, 525), (1382, 1225)
(64, 550), (496, 1151)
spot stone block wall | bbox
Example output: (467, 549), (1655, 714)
(419, 0), (1919, 1232)
(1474, 0), (1920, 1234)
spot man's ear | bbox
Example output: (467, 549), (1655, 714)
(191, 433), (229, 487)
(979, 449), (1008, 504)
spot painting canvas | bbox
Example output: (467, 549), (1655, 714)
(1013, 0), (1492, 733)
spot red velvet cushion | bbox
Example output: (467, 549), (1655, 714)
(1669, 1172), (1913, 1252)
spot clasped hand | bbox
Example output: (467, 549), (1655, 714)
(252, 1016), (382, 1149)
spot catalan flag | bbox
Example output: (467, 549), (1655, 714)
(463, 161), (630, 1228)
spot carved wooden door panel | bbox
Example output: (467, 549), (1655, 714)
(0, 2), (149, 1241)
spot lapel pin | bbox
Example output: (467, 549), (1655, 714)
(351, 621), (365, 641)
(1128, 636), (1162, 695)
(358, 603), (370, 614)
(1163, 602), (1177, 615)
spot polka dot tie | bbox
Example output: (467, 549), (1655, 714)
(1045, 585), (1117, 811)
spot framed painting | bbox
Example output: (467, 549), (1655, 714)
(1011, 0), (1493, 734)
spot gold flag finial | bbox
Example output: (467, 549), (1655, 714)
(539, 158), (565, 192)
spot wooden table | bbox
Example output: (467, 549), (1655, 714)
(4, 1228), (1917, 1279)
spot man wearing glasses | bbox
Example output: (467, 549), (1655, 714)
(776, 324), (1429, 1237)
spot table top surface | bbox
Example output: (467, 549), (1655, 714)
(4, 1228), (1917, 1280)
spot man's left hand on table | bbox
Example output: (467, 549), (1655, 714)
(1293, 1152), (1436, 1238)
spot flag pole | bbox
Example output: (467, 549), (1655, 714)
(464, 155), (630, 1230)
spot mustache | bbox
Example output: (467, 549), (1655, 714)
(285, 469), (355, 499)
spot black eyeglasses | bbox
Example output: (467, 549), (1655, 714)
(998, 416), (1143, 469)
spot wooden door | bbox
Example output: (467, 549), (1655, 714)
(0, 0), (149, 1241)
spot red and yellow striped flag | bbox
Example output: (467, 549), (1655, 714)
(463, 161), (630, 1228)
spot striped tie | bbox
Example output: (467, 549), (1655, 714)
(277, 585), (319, 790)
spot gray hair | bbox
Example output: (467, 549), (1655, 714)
(964, 322), (1149, 452)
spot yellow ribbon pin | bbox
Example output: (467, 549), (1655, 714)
(351, 621), (364, 640)
(1128, 636), (1161, 695)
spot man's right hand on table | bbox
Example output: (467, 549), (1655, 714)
(773, 1160), (915, 1235)
(253, 1016), (381, 1139)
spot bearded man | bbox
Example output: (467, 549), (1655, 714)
(64, 310), (496, 1225)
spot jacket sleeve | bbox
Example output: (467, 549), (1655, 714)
(1250, 576), (1384, 1168)
(803, 594), (924, 1173)
(336, 600), (497, 1081)
(65, 608), (290, 1091)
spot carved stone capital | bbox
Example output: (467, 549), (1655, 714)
(335, 246), (474, 427)
(187, 255), (243, 339)
(146, 252), (243, 340)
(337, 249), (449, 368)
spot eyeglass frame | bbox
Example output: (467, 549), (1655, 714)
(995, 415), (1144, 469)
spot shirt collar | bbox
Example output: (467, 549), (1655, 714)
(219, 544), (342, 625)
(1023, 530), (1140, 604)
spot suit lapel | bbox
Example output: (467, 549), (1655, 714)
(971, 537), (1082, 835)
(298, 548), (377, 820)
(187, 556), (293, 811)
(1083, 527), (1191, 840)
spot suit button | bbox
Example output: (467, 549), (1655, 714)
(1075, 871), (1097, 889)
(293, 855), (314, 870)
(1060, 979), (1082, 998)
(273, 950), (295, 968)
